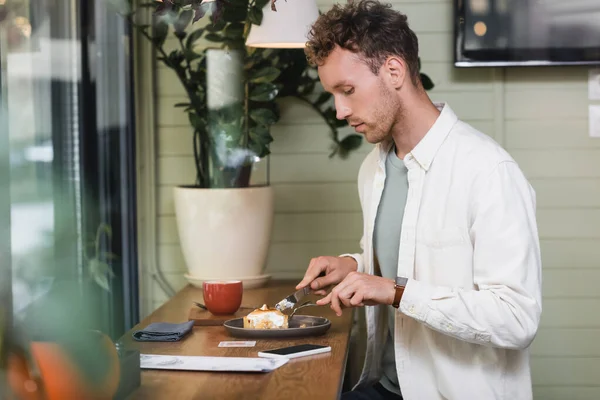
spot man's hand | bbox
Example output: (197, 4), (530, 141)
(295, 256), (358, 296)
(316, 272), (396, 316)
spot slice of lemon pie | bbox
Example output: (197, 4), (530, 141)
(243, 304), (289, 329)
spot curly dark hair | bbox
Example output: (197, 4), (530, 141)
(305, 0), (420, 85)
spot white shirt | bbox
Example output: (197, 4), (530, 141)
(343, 103), (542, 400)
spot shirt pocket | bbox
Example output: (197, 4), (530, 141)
(416, 227), (468, 248)
(415, 227), (473, 286)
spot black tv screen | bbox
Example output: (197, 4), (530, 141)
(454, 0), (600, 67)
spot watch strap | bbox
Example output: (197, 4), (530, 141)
(392, 277), (408, 308)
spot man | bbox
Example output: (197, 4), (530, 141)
(295, 1), (542, 399)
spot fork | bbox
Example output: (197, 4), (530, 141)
(289, 300), (321, 319)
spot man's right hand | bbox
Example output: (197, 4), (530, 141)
(295, 256), (358, 296)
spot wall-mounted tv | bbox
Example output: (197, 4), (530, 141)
(454, 0), (600, 67)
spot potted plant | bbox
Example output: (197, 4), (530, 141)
(117, 0), (434, 287)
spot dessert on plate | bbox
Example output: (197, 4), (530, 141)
(243, 304), (289, 329)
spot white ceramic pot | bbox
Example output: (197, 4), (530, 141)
(173, 185), (274, 285)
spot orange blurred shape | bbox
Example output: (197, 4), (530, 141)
(7, 332), (121, 400)
(6, 351), (44, 400)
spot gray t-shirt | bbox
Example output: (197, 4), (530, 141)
(373, 147), (408, 396)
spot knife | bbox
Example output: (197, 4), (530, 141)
(274, 286), (312, 312)
(274, 272), (326, 312)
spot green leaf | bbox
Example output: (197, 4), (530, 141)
(248, 6), (263, 25)
(152, 20), (169, 47)
(175, 102), (191, 108)
(224, 22), (245, 39)
(223, 38), (246, 50)
(249, 108), (277, 125)
(192, 1), (210, 23)
(95, 275), (110, 292)
(248, 141), (269, 158)
(254, 0), (270, 9)
(244, 58), (258, 70)
(248, 124), (273, 158)
(339, 134), (363, 152)
(249, 124), (273, 145)
(191, 66), (206, 79)
(189, 112), (206, 131)
(205, 20), (227, 32)
(168, 50), (185, 66)
(205, 33), (224, 42)
(249, 83), (279, 101)
(334, 118), (348, 128)
(89, 259), (114, 292)
(184, 49), (203, 62)
(249, 66), (281, 83)
(298, 81), (316, 96)
(420, 73), (434, 91)
(322, 107), (337, 122)
(175, 9), (194, 33)
(97, 223), (112, 238)
(174, 30), (187, 40)
(185, 28), (205, 49)
(261, 48), (277, 59)
(221, 2), (248, 23)
(314, 92), (332, 107)
(104, 253), (119, 261)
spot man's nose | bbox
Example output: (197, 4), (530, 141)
(335, 102), (351, 120)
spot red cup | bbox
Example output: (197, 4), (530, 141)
(202, 280), (243, 315)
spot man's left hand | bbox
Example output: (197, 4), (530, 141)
(315, 272), (396, 316)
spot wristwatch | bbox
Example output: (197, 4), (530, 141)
(392, 277), (408, 308)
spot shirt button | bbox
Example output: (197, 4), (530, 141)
(408, 306), (415, 314)
(446, 324), (453, 331)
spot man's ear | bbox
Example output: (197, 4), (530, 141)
(384, 56), (407, 89)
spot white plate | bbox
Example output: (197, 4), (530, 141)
(184, 273), (272, 290)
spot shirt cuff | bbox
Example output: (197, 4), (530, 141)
(399, 279), (434, 322)
(338, 253), (364, 273)
(399, 279), (493, 344)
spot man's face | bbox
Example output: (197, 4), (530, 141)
(317, 47), (401, 144)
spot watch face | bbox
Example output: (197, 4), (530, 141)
(395, 277), (408, 287)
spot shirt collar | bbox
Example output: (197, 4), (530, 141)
(378, 102), (458, 171)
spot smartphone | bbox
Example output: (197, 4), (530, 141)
(257, 344), (331, 359)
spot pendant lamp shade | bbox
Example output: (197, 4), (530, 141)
(245, 0), (320, 48)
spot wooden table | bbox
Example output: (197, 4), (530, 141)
(121, 281), (354, 400)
